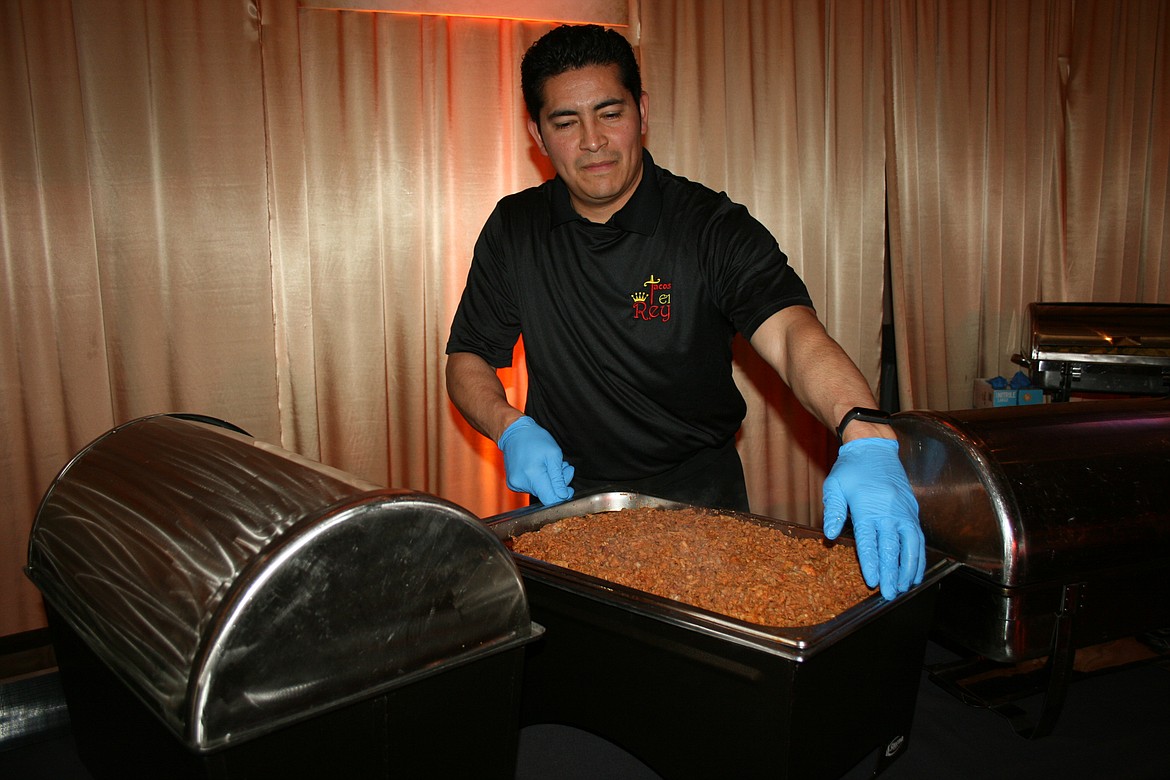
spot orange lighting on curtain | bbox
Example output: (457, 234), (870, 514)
(303, 1), (632, 27)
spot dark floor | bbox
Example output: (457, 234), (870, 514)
(3, 635), (1169, 779)
(513, 637), (1170, 780)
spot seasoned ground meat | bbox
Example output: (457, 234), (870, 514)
(510, 506), (874, 627)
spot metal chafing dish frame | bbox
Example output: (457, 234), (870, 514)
(1012, 301), (1170, 401)
(485, 491), (956, 780)
(26, 414), (542, 779)
(893, 398), (1170, 738)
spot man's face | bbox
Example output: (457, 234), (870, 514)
(527, 64), (649, 224)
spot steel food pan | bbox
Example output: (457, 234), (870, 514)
(485, 491), (954, 780)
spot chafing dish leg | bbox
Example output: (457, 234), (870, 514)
(1018, 581), (1083, 739)
(1057, 362), (1074, 401)
(926, 582), (1085, 739)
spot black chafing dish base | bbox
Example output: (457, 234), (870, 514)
(46, 603), (528, 780)
(484, 491), (955, 780)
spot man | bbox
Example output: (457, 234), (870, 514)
(446, 24), (924, 599)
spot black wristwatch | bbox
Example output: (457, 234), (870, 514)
(835, 407), (891, 444)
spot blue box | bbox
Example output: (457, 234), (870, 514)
(973, 379), (1017, 408)
(1017, 388), (1045, 405)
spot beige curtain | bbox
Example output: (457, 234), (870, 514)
(2, 0), (277, 636)
(264, 8), (557, 507)
(3, 0), (1168, 638)
(1064, 0), (1169, 299)
(640, 1), (889, 522)
(886, 0), (1170, 411)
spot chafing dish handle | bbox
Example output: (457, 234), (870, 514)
(835, 407), (891, 444)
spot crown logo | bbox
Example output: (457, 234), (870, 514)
(631, 291), (648, 302)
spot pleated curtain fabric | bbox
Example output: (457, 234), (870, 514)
(1, 0), (1167, 635)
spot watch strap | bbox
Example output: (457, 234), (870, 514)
(836, 407), (891, 444)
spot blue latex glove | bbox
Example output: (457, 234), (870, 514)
(497, 416), (575, 505)
(822, 437), (926, 600)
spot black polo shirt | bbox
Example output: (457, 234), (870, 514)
(447, 150), (813, 484)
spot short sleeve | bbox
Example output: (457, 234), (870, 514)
(700, 201), (814, 340)
(445, 205), (522, 368)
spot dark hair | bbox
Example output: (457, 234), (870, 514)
(521, 24), (642, 123)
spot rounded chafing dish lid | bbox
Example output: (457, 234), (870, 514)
(892, 397), (1170, 586)
(26, 414), (536, 752)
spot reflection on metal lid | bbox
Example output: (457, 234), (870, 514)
(26, 414), (537, 752)
(894, 398), (1170, 586)
(1023, 302), (1170, 364)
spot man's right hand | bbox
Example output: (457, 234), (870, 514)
(497, 416), (575, 505)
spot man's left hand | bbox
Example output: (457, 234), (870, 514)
(822, 437), (926, 600)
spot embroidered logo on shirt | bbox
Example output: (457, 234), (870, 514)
(631, 274), (671, 322)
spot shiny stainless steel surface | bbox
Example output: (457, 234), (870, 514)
(1020, 302), (1170, 367)
(1013, 302), (1170, 397)
(487, 492), (955, 661)
(26, 415), (538, 752)
(893, 397), (1170, 587)
(487, 492), (953, 779)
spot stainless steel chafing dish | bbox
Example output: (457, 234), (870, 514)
(485, 492), (955, 780)
(893, 397), (1170, 736)
(1012, 302), (1170, 400)
(26, 414), (540, 779)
